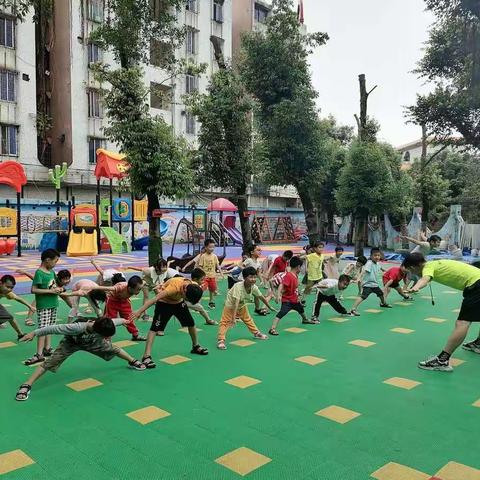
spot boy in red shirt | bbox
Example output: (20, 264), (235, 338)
(382, 266), (412, 303)
(268, 256), (315, 335)
(104, 275), (147, 341)
(265, 250), (293, 301)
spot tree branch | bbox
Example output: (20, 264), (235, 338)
(366, 85), (378, 97)
(423, 144), (449, 169)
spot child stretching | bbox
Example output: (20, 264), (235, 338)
(323, 246), (344, 280)
(217, 266), (273, 350)
(265, 250), (293, 301)
(24, 249), (72, 365)
(0, 275), (35, 340)
(350, 248), (391, 316)
(382, 266), (412, 303)
(68, 279), (118, 320)
(104, 275), (147, 341)
(342, 256), (367, 295)
(130, 277), (208, 368)
(269, 256), (315, 335)
(301, 241), (325, 302)
(311, 275), (352, 323)
(154, 268), (217, 336)
(182, 239), (223, 308)
(15, 317), (145, 401)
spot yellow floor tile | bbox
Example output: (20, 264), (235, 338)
(435, 461), (480, 480)
(161, 355), (191, 365)
(390, 328), (415, 334)
(346, 295), (359, 300)
(383, 377), (422, 390)
(66, 378), (103, 392)
(328, 317), (349, 323)
(112, 340), (137, 348)
(450, 357), (465, 367)
(349, 339), (376, 348)
(371, 462), (430, 480)
(16, 311), (29, 315)
(442, 291), (458, 294)
(284, 327), (307, 333)
(393, 302), (412, 306)
(365, 309), (382, 313)
(126, 406), (171, 425)
(295, 356), (327, 366)
(215, 447), (271, 476)
(225, 375), (261, 389)
(0, 342), (16, 349)
(315, 405), (361, 424)
(179, 327), (203, 333)
(472, 399), (480, 408)
(425, 317), (447, 323)
(230, 339), (256, 347)
(0, 449), (35, 475)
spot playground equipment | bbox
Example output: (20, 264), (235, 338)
(207, 197), (243, 246)
(251, 215), (296, 244)
(0, 161), (27, 256)
(168, 217), (225, 272)
(67, 205), (98, 256)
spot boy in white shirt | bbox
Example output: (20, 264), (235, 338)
(311, 275), (352, 323)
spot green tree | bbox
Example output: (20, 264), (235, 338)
(187, 67), (255, 244)
(240, 0), (329, 241)
(336, 142), (413, 256)
(91, 0), (193, 263)
(408, 0), (480, 149)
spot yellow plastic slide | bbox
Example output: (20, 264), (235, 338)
(67, 230), (98, 257)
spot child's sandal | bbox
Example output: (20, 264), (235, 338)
(142, 356), (156, 369)
(23, 353), (44, 366)
(254, 308), (268, 316)
(268, 328), (279, 336)
(191, 344), (209, 355)
(15, 384), (31, 401)
(128, 359), (146, 370)
(25, 319), (34, 327)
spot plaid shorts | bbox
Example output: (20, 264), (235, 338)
(38, 308), (57, 329)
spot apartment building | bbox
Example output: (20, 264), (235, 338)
(0, 8), (37, 198)
(0, 0), (232, 202)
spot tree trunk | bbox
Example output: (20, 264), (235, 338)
(147, 192), (162, 265)
(297, 186), (320, 243)
(236, 194), (252, 246)
(354, 212), (367, 257)
(420, 124), (429, 230)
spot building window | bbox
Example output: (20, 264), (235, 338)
(0, 16), (15, 48)
(213, 0), (223, 22)
(185, 112), (196, 135)
(88, 43), (102, 64)
(186, 28), (198, 55)
(150, 82), (172, 111)
(88, 0), (104, 22)
(403, 151), (411, 162)
(0, 124), (18, 156)
(0, 70), (16, 102)
(186, 0), (197, 13)
(88, 137), (105, 164)
(87, 90), (103, 118)
(150, 40), (173, 67)
(254, 3), (269, 23)
(185, 74), (198, 94)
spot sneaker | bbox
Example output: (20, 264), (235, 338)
(141, 315), (152, 322)
(208, 302), (216, 309)
(253, 331), (268, 340)
(131, 335), (147, 341)
(43, 347), (53, 357)
(310, 316), (320, 324)
(462, 341), (480, 354)
(349, 310), (360, 317)
(301, 300), (306, 306)
(217, 340), (227, 350)
(418, 355), (453, 372)
(344, 312), (356, 317)
(403, 296), (414, 301)
(380, 303), (393, 308)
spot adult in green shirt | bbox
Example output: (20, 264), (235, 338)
(403, 253), (480, 372)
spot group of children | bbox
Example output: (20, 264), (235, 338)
(4, 234), (479, 401)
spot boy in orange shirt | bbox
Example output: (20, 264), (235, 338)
(130, 276), (208, 368)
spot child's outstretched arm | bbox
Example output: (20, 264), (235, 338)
(130, 290), (168, 320)
(400, 235), (422, 246)
(90, 258), (104, 275)
(15, 269), (34, 281)
(258, 294), (274, 312)
(181, 255), (200, 272)
(13, 296), (36, 312)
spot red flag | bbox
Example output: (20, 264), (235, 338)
(297, 0), (304, 24)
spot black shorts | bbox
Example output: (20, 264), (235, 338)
(458, 281), (480, 322)
(361, 286), (383, 300)
(277, 302), (305, 319)
(151, 301), (195, 331)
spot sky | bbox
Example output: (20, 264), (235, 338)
(303, 0), (435, 147)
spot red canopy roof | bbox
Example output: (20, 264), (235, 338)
(94, 149), (129, 180)
(0, 161), (27, 193)
(207, 197), (238, 212)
